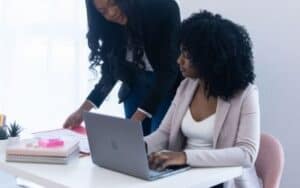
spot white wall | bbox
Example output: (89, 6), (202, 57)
(178, 0), (300, 187)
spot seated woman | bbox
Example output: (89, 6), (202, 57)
(145, 11), (261, 188)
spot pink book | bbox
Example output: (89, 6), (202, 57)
(71, 126), (86, 135)
(33, 126), (89, 154)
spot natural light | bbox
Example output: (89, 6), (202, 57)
(0, 0), (123, 132)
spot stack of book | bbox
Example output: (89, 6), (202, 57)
(6, 138), (79, 164)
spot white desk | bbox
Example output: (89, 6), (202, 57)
(0, 151), (242, 188)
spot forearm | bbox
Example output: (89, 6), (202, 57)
(87, 74), (117, 108)
(184, 147), (253, 168)
(144, 130), (169, 154)
(78, 100), (95, 112)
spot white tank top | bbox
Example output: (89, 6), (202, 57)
(181, 108), (216, 150)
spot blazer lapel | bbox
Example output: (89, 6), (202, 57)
(175, 79), (199, 127)
(213, 98), (231, 148)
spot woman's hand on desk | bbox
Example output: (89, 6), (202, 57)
(63, 100), (94, 129)
(63, 109), (83, 129)
(148, 151), (187, 171)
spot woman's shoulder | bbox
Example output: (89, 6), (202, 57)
(174, 78), (198, 95)
(240, 84), (259, 98)
(169, 78), (197, 105)
(230, 84), (259, 105)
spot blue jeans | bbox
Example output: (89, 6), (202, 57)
(123, 71), (173, 136)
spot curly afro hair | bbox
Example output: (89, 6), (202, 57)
(180, 10), (255, 100)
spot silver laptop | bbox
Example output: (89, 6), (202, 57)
(83, 112), (190, 181)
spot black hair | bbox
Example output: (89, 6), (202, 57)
(180, 10), (255, 100)
(85, 0), (145, 79)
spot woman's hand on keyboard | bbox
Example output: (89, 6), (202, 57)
(148, 151), (187, 171)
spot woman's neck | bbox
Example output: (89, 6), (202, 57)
(196, 80), (216, 101)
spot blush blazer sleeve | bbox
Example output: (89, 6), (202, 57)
(143, 94), (177, 153)
(143, 79), (186, 153)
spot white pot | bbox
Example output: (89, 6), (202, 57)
(0, 139), (8, 153)
(8, 136), (20, 145)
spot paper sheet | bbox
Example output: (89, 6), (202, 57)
(34, 129), (90, 154)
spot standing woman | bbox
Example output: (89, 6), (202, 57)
(63, 0), (182, 136)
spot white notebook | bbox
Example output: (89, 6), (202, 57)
(6, 138), (79, 157)
(6, 148), (79, 164)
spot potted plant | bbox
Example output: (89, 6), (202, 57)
(8, 121), (22, 144)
